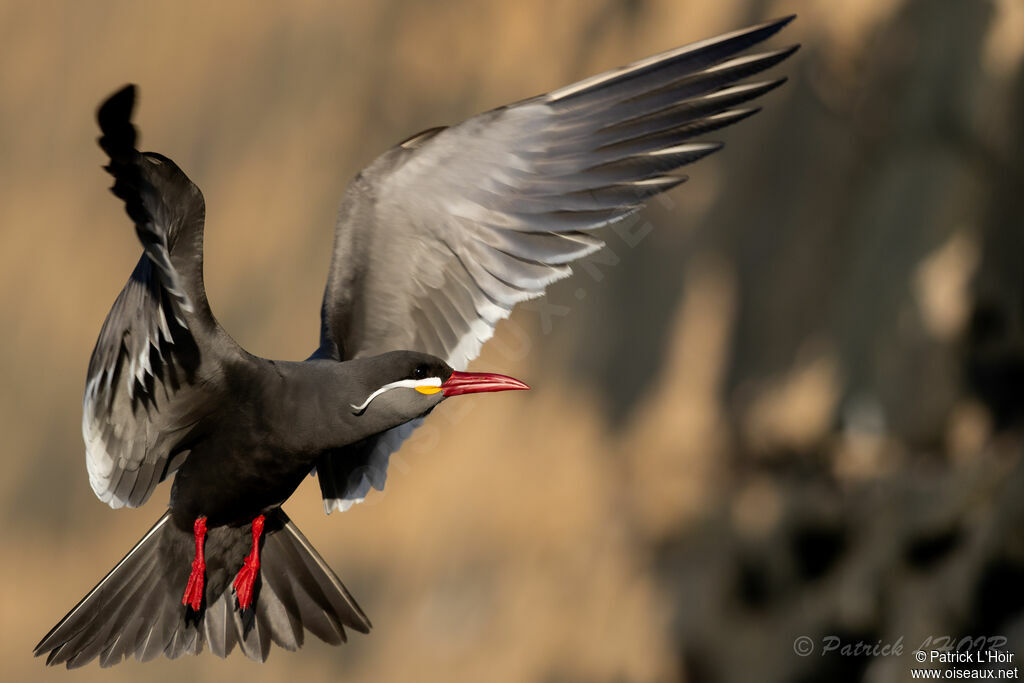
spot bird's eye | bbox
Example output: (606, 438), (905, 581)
(412, 365), (428, 380)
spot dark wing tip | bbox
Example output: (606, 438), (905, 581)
(737, 13), (797, 42)
(97, 84), (138, 159)
(770, 14), (797, 29)
(736, 15), (797, 50)
(780, 43), (802, 60)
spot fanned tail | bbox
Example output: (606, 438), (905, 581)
(34, 510), (370, 668)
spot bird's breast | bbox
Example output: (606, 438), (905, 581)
(168, 433), (314, 528)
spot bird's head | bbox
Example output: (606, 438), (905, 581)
(348, 351), (529, 421)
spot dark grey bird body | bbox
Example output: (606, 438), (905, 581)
(168, 353), (450, 528)
(35, 16), (797, 667)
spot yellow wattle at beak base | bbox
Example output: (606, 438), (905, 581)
(415, 385), (442, 395)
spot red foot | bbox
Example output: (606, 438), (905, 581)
(232, 515), (265, 611)
(182, 517), (207, 611)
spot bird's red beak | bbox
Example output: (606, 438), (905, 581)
(441, 370), (530, 397)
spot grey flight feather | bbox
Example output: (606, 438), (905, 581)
(85, 85), (238, 509)
(314, 16), (798, 510)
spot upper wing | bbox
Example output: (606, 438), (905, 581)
(84, 85), (235, 509)
(314, 17), (798, 511)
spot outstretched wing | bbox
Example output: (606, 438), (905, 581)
(314, 17), (798, 511)
(84, 85), (235, 509)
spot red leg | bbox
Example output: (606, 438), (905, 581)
(181, 517), (207, 611)
(232, 515), (265, 611)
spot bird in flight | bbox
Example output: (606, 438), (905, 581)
(35, 16), (797, 667)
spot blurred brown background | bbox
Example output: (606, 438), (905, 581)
(2, 1), (1024, 681)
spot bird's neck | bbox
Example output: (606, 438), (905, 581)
(270, 359), (409, 455)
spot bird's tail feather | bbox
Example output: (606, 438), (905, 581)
(34, 509), (370, 668)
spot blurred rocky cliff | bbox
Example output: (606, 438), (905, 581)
(1, 1), (1022, 681)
